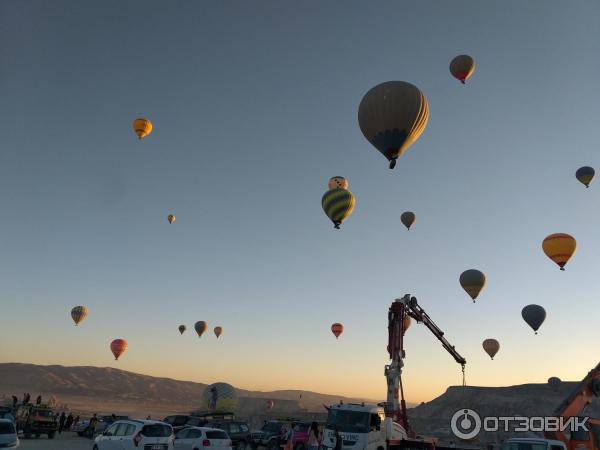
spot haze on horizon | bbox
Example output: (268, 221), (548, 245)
(1, 1), (599, 404)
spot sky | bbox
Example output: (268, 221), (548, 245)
(1, 1), (600, 404)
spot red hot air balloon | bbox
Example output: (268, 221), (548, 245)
(266, 400), (274, 410)
(110, 339), (128, 360)
(331, 323), (344, 339)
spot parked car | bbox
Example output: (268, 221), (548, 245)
(74, 415), (129, 437)
(250, 421), (291, 450)
(210, 420), (251, 450)
(93, 419), (174, 450)
(164, 415), (191, 428)
(174, 426), (232, 450)
(0, 419), (19, 449)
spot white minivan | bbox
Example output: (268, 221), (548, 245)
(174, 426), (232, 450)
(94, 419), (174, 450)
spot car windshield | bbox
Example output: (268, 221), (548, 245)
(142, 424), (172, 437)
(326, 410), (369, 433)
(33, 410), (54, 417)
(0, 423), (15, 434)
(501, 443), (548, 450)
(207, 430), (229, 439)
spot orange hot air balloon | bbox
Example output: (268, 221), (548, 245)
(542, 233), (576, 271)
(450, 55), (476, 84)
(133, 118), (153, 140)
(110, 339), (128, 360)
(168, 214), (176, 224)
(214, 326), (223, 338)
(331, 323), (344, 339)
(266, 400), (274, 410)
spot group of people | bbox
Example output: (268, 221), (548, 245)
(281, 422), (325, 450)
(55, 411), (79, 433)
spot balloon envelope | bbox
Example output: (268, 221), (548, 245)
(576, 166), (595, 188)
(168, 214), (176, 224)
(548, 377), (561, 391)
(214, 326), (223, 338)
(110, 339), (128, 360)
(322, 188), (355, 229)
(331, 323), (344, 339)
(328, 176), (349, 190)
(266, 400), (274, 410)
(522, 304), (546, 334)
(71, 306), (88, 326)
(201, 382), (238, 413)
(195, 321), (208, 337)
(358, 81), (429, 169)
(482, 339), (500, 359)
(178, 325), (186, 335)
(542, 233), (576, 270)
(401, 212), (415, 230)
(459, 269), (486, 302)
(450, 55), (476, 84)
(133, 118), (152, 140)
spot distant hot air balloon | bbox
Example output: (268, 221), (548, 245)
(194, 321), (207, 337)
(214, 326), (223, 338)
(328, 176), (349, 190)
(358, 81), (429, 169)
(70, 306), (88, 326)
(459, 269), (486, 302)
(133, 118), (153, 140)
(576, 166), (595, 188)
(110, 339), (128, 360)
(178, 325), (186, 335)
(168, 214), (176, 224)
(522, 304), (546, 334)
(402, 315), (412, 332)
(401, 212), (415, 230)
(331, 323), (344, 339)
(542, 233), (576, 271)
(266, 400), (274, 410)
(548, 377), (562, 391)
(322, 188), (355, 229)
(482, 339), (500, 360)
(450, 55), (476, 84)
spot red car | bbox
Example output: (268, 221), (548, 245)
(292, 422), (323, 450)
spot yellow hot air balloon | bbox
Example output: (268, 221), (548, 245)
(133, 118), (153, 140)
(328, 176), (349, 190)
(450, 55), (476, 84)
(482, 339), (500, 360)
(214, 326), (223, 338)
(358, 81), (429, 169)
(70, 306), (88, 326)
(322, 188), (355, 229)
(542, 233), (576, 271)
(459, 269), (486, 302)
(168, 214), (176, 224)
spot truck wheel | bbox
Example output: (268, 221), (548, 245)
(48, 431), (56, 439)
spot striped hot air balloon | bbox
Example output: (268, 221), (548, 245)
(132, 118), (153, 140)
(70, 306), (88, 326)
(331, 323), (344, 339)
(110, 339), (128, 360)
(459, 269), (486, 302)
(450, 55), (476, 84)
(322, 188), (355, 229)
(542, 233), (576, 271)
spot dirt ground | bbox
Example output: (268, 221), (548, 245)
(17, 431), (93, 450)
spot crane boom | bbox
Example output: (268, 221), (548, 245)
(385, 295), (466, 438)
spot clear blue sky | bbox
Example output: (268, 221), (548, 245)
(1, 1), (600, 403)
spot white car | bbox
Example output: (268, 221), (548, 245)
(93, 419), (174, 450)
(174, 426), (232, 450)
(0, 419), (19, 448)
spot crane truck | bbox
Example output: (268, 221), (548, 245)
(543, 362), (600, 450)
(320, 295), (467, 450)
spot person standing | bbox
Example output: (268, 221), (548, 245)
(284, 424), (295, 450)
(73, 415), (80, 428)
(11, 396), (17, 407)
(59, 412), (66, 434)
(65, 413), (74, 431)
(36, 396), (42, 405)
(88, 414), (98, 439)
(333, 428), (342, 450)
(307, 422), (319, 450)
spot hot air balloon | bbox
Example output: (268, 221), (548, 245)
(328, 176), (349, 190)
(542, 233), (576, 271)
(133, 118), (152, 140)
(459, 269), (486, 302)
(201, 382), (238, 413)
(482, 339), (500, 360)
(522, 304), (546, 334)
(358, 81), (429, 169)
(214, 326), (223, 338)
(402, 315), (412, 332)
(548, 377), (562, 391)
(194, 321), (207, 337)
(110, 339), (128, 360)
(168, 214), (176, 224)
(331, 323), (344, 339)
(178, 325), (186, 335)
(576, 166), (595, 188)
(401, 212), (415, 230)
(450, 55), (476, 84)
(266, 400), (274, 410)
(322, 188), (355, 229)
(70, 306), (88, 326)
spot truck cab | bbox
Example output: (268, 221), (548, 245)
(322, 403), (407, 450)
(502, 438), (568, 450)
